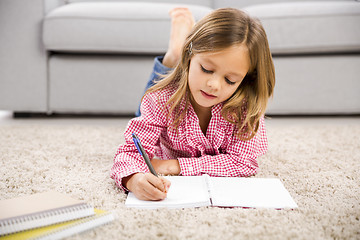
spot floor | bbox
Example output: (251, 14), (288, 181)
(0, 111), (359, 127)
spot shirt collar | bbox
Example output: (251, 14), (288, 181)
(211, 102), (223, 116)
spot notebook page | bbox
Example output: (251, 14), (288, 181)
(209, 177), (298, 209)
(125, 176), (211, 209)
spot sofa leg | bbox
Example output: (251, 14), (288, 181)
(13, 112), (50, 118)
(13, 112), (30, 118)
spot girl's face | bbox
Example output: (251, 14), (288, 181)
(188, 44), (251, 113)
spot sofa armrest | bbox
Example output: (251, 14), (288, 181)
(45, 0), (66, 14)
(0, 0), (64, 112)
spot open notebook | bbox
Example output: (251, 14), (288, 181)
(125, 175), (298, 209)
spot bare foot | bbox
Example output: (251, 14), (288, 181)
(163, 8), (195, 68)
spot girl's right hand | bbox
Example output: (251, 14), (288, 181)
(123, 173), (171, 201)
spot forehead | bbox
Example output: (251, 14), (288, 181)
(194, 44), (250, 78)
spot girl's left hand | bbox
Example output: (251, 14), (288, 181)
(151, 159), (181, 175)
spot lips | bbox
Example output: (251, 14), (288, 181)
(200, 90), (217, 99)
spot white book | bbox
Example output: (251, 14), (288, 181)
(125, 175), (298, 209)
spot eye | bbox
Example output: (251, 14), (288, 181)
(200, 65), (213, 74)
(225, 77), (236, 85)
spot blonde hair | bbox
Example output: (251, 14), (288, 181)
(146, 8), (275, 141)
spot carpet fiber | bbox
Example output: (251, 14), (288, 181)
(1, 122), (359, 239)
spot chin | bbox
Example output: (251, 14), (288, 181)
(197, 100), (217, 109)
(191, 93), (218, 109)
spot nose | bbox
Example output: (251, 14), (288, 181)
(206, 75), (221, 91)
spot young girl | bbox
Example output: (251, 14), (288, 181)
(111, 8), (275, 201)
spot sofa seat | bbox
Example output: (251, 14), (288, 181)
(43, 2), (212, 54)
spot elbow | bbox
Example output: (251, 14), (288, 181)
(234, 157), (259, 177)
(238, 165), (258, 177)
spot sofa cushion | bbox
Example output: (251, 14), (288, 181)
(243, 1), (360, 54)
(43, 2), (212, 54)
(66, 0), (213, 8)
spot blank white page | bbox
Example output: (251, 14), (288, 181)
(125, 176), (211, 209)
(209, 177), (298, 209)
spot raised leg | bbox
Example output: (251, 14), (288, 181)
(135, 8), (195, 116)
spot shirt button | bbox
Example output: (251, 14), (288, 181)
(188, 167), (194, 172)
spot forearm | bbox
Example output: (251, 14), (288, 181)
(151, 159), (180, 175)
(110, 153), (148, 191)
(178, 154), (259, 177)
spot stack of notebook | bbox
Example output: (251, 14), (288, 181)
(0, 191), (114, 240)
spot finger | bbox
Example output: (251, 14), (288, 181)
(135, 190), (162, 201)
(160, 177), (171, 193)
(134, 178), (166, 201)
(145, 173), (167, 192)
(141, 180), (167, 200)
(143, 187), (166, 201)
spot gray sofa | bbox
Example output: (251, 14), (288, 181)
(0, 0), (359, 116)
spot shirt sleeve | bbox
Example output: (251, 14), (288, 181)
(110, 92), (167, 191)
(177, 117), (268, 177)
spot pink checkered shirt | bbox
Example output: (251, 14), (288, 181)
(111, 86), (268, 191)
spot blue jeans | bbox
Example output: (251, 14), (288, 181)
(135, 56), (173, 117)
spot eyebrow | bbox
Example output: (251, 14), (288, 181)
(202, 58), (245, 80)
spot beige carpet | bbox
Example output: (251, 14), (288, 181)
(1, 122), (359, 240)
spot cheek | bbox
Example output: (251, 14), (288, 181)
(187, 71), (195, 90)
(223, 85), (240, 100)
(188, 64), (202, 88)
(187, 69), (197, 96)
(187, 63), (194, 84)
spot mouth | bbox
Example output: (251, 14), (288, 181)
(200, 90), (217, 99)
